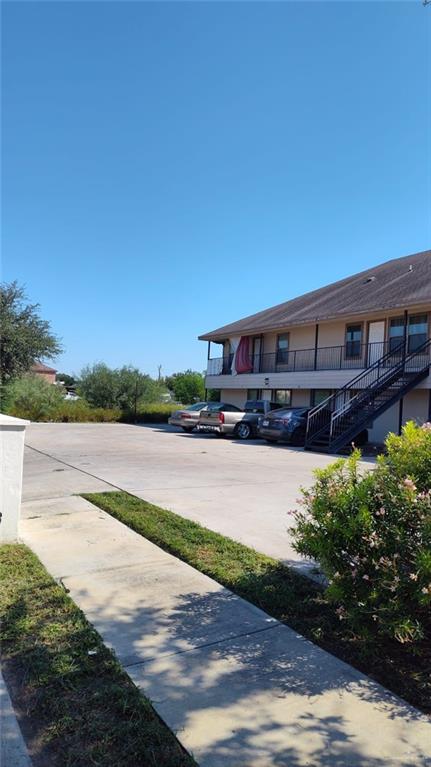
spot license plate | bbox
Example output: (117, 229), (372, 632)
(262, 419), (269, 427)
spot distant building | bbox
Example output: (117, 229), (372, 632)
(30, 362), (57, 384)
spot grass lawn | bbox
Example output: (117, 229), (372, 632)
(0, 544), (196, 767)
(85, 490), (431, 717)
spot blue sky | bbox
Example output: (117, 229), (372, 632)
(2, 1), (430, 377)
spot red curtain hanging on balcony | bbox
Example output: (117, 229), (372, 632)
(234, 336), (253, 374)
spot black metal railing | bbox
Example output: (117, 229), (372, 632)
(205, 341), (427, 376)
(305, 337), (431, 451)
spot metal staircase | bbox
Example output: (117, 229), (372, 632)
(304, 338), (431, 453)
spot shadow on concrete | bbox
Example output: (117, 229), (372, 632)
(65, 583), (429, 767)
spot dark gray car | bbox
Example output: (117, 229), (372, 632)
(257, 407), (310, 445)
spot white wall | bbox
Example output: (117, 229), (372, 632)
(0, 414), (29, 543)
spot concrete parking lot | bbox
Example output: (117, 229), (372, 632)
(23, 422), (371, 573)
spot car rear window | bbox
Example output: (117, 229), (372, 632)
(244, 400), (266, 413)
(270, 408), (308, 419)
(186, 402), (207, 411)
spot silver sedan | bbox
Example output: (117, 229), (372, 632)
(168, 402), (215, 433)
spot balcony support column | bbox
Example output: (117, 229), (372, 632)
(398, 397), (404, 436)
(313, 324), (319, 371)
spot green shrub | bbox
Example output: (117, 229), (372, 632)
(121, 403), (178, 423)
(2, 376), (121, 422)
(53, 400), (121, 423)
(292, 421), (431, 644)
(3, 375), (65, 421)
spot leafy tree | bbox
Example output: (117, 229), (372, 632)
(77, 363), (118, 408)
(0, 281), (62, 383)
(57, 373), (76, 387)
(77, 363), (167, 410)
(3, 375), (65, 421)
(165, 370), (205, 404)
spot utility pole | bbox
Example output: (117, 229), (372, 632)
(157, 364), (162, 381)
(134, 377), (139, 424)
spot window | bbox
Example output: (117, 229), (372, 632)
(345, 324), (362, 358)
(388, 315), (428, 354)
(311, 389), (332, 406)
(408, 314), (428, 352)
(389, 317), (405, 354)
(247, 389), (261, 400)
(272, 389), (292, 405)
(276, 334), (289, 364)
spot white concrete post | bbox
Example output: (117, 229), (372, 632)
(0, 414), (29, 543)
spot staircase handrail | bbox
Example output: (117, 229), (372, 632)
(307, 337), (431, 443)
(329, 338), (431, 437)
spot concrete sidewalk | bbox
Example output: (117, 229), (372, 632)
(1, 669), (33, 767)
(21, 494), (431, 767)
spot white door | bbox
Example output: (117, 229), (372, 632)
(368, 321), (385, 365)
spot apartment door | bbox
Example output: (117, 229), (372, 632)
(368, 321), (385, 365)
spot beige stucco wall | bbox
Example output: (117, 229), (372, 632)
(368, 389), (430, 443)
(316, 321), (346, 348)
(291, 389), (311, 407)
(402, 389), (429, 426)
(220, 389), (248, 408)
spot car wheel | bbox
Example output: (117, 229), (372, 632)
(235, 422), (253, 440)
(182, 427), (194, 433)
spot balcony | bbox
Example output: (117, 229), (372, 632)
(206, 341), (426, 376)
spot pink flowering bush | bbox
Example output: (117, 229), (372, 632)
(292, 421), (431, 644)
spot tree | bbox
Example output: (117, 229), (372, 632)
(77, 363), (119, 408)
(4, 375), (65, 421)
(57, 373), (76, 388)
(77, 363), (167, 410)
(165, 370), (205, 404)
(0, 281), (62, 383)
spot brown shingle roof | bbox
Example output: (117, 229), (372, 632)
(199, 250), (431, 341)
(30, 362), (57, 374)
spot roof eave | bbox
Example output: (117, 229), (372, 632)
(198, 297), (431, 342)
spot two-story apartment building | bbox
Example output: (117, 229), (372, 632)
(199, 250), (431, 448)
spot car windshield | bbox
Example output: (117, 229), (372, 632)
(186, 402), (207, 411)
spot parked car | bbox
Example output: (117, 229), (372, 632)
(168, 402), (214, 433)
(257, 407), (311, 445)
(195, 402), (244, 434)
(258, 407), (368, 447)
(197, 400), (281, 439)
